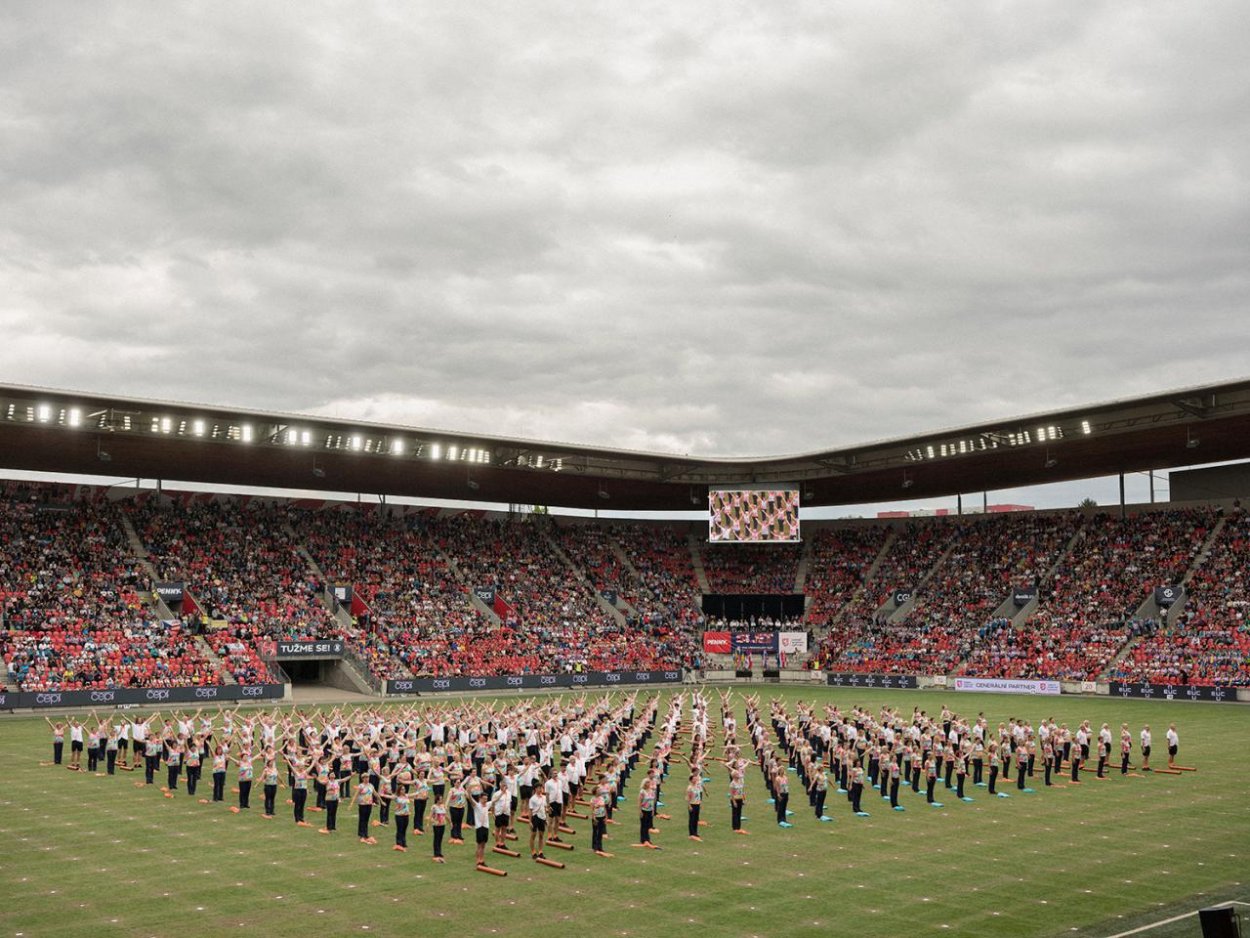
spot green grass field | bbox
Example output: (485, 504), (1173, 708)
(2, 687), (1248, 938)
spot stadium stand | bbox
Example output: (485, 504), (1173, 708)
(1111, 507), (1250, 685)
(4, 483), (1247, 688)
(1, 484), (225, 690)
(701, 542), (802, 594)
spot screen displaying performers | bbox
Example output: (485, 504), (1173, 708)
(708, 488), (800, 543)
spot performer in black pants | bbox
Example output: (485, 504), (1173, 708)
(262, 761), (279, 817)
(774, 770), (790, 827)
(849, 765), (865, 815)
(165, 743), (182, 794)
(592, 789), (609, 854)
(351, 775), (376, 843)
(321, 775), (340, 833)
(184, 745), (201, 797)
(813, 764), (829, 819)
(686, 773), (703, 839)
(46, 719), (65, 765)
(729, 772), (746, 834)
(392, 791), (411, 851)
(212, 747), (228, 802)
(290, 762), (310, 826)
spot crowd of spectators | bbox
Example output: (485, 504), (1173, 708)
(5, 484), (1247, 689)
(297, 508), (489, 680)
(701, 542), (802, 594)
(802, 526), (890, 626)
(432, 515), (694, 675)
(1111, 507), (1250, 685)
(959, 510), (1210, 681)
(608, 524), (704, 629)
(1, 484), (224, 690)
(812, 522), (957, 672)
(130, 500), (343, 641)
(811, 511), (1215, 681)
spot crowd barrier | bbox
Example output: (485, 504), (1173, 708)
(386, 669), (683, 695)
(0, 683), (286, 711)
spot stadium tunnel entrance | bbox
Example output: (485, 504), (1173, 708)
(275, 656), (375, 699)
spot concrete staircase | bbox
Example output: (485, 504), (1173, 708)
(605, 535), (643, 619)
(793, 535), (813, 593)
(1183, 514), (1228, 587)
(687, 531), (711, 595)
(541, 529), (628, 628)
(433, 544), (502, 625)
(829, 529), (898, 625)
(195, 634), (237, 685)
(886, 541), (957, 624)
(118, 511), (149, 560)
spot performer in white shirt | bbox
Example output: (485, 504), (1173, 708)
(1165, 724), (1179, 769)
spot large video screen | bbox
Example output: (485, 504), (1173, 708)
(709, 488), (801, 543)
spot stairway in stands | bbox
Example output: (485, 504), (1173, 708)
(687, 531), (711, 595)
(831, 528), (897, 624)
(541, 527), (628, 627)
(434, 543), (503, 625)
(1099, 512), (1228, 679)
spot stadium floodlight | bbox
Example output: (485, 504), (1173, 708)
(192, 419), (205, 437)
(160, 417), (172, 434)
(241, 423), (253, 443)
(37, 403), (52, 422)
(448, 445), (459, 460)
(1081, 420), (1092, 434)
(391, 439), (404, 456)
(68, 408), (81, 428)
(301, 430), (312, 446)
(430, 443), (442, 460)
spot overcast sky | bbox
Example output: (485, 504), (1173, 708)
(2, 2), (1248, 511)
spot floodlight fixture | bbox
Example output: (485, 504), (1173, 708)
(391, 439), (405, 456)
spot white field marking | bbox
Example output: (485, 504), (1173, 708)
(1103, 901), (1250, 938)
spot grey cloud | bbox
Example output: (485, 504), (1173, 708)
(0, 0), (1247, 475)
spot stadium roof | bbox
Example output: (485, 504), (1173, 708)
(2, 378), (1249, 511)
